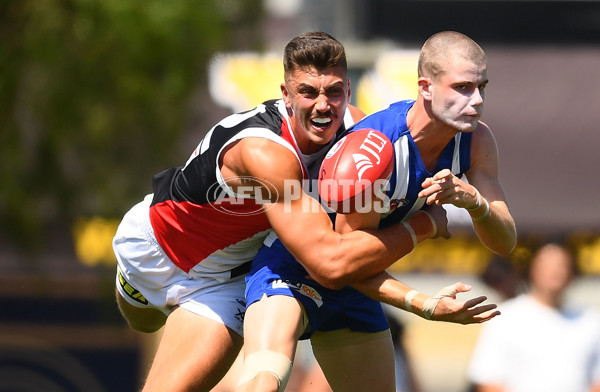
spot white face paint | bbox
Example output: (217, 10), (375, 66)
(430, 57), (488, 133)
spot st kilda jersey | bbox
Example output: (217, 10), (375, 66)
(149, 99), (355, 275)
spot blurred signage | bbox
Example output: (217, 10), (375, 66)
(206, 49), (420, 115)
(355, 50), (420, 115)
(72, 216), (600, 275)
(208, 52), (283, 113)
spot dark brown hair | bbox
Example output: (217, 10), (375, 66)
(283, 32), (347, 77)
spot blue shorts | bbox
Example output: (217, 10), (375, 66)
(245, 238), (389, 340)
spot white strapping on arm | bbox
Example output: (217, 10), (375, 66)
(401, 222), (418, 248)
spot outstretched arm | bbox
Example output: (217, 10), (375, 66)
(336, 202), (498, 324)
(418, 123), (517, 255)
(352, 273), (499, 324)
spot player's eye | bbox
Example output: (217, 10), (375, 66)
(326, 86), (344, 97)
(299, 88), (318, 99)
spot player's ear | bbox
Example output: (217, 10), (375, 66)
(347, 79), (352, 101)
(418, 77), (433, 101)
(281, 83), (291, 107)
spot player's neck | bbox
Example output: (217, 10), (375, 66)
(407, 100), (456, 143)
(530, 288), (563, 309)
(407, 104), (456, 171)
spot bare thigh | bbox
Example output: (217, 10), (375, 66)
(235, 295), (306, 392)
(243, 294), (306, 357)
(143, 306), (243, 392)
(116, 288), (167, 333)
(312, 329), (395, 392)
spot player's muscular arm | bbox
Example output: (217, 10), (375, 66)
(340, 201), (499, 325)
(334, 208), (381, 233)
(351, 271), (499, 324)
(281, 206), (439, 290)
(231, 138), (437, 290)
(418, 123), (516, 255)
(337, 207), (499, 324)
(222, 137), (304, 200)
(466, 124), (516, 255)
(336, 208), (416, 307)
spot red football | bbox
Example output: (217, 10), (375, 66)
(318, 128), (394, 213)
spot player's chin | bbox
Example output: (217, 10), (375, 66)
(460, 117), (480, 132)
(455, 123), (477, 133)
(309, 127), (337, 143)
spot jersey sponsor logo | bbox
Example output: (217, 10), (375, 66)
(118, 270), (148, 305)
(389, 198), (410, 210)
(234, 298), (246, 325)
(300, 284), (322, 305)
(270, 278), (323, 307)
(205, 176), (278, 216)
(271, 278), (296, 289)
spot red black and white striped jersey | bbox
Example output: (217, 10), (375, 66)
(149, 99), (354, 274)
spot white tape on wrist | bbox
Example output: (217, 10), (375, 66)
(422, 298), (439, 320)
(402, 222), (418, 248)
(472, 198), (490, 222)
(421, 210), (437, 238)
(422, 284), (460, 320)
(404, 289), (419, 312)
(467, 189), (482, 210)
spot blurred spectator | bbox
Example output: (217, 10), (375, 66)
(480, 255), (525, 301)
(468, 243), (600, 392)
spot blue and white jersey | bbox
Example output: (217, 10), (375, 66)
(348, 99), (473, 226)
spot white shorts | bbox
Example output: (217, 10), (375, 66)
(112, 195), (247, 336)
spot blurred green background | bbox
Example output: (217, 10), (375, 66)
(0, 0), (262, 254)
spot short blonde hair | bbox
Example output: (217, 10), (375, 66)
(417, 31), (486, 80)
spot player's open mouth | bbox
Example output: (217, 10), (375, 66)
(311, 117), (332, 129)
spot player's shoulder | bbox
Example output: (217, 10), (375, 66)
(351, 100), (413, 138)
(497, 294), (547, 319)
(473, 120), (495, 140)
(477, 295), (527, 331)
(575, 304), (600, 327)
(238, 136), (296, 165)
(366, 99), (414, 119)
(223, 134), (299, 182)
(475, 120), (493, 136)
(347, 104), (366, 123)
(387, 99), (416, 111)
(500, 294), (528, 310)
(471, 120), (498, 157)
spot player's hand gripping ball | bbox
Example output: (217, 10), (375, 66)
(318, 129), (394, 213)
